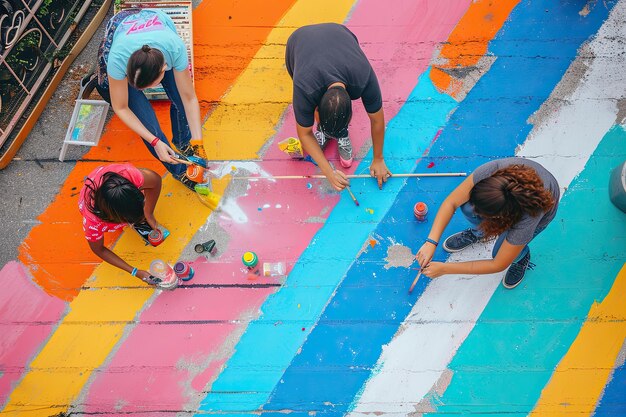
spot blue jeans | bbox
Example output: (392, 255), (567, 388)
(459, 202), (546, 263)
(96, 70), (191, 177)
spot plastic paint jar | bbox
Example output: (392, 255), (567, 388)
(148, 228), (164, 245)
(414, 202), (428, 222)
(173, 261), (195, 281)
(242, 251), (259, 269)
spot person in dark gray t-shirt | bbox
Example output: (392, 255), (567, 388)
(415, 157), (560, 289)
(285, 23), (391, 191)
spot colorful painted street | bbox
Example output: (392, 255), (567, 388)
(1, 0), (626, 415)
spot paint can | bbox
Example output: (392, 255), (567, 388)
(194, 239), (217, 255)
(242, 251), (258, 269)
(173, 261), (195, 281)
(414, 202), (428, 222)
(186, 164), (205, 182)
(149, 259), (179, 290)
(148, 228), (164, 245)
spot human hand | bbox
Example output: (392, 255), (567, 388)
(415, 241), (436, 268)
(135, 270), (153, 281)
(144, 214), (158, 231)
(154, 141), (178, 164)
(421, 262), (446, 278)
(326, 169), (350, 191)
(370, 158), (392, 190)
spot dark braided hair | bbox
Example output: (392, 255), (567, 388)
(85, 172), (145, 224)
(319, 86), (352, 137)
(469, 164), (555, 239)
(127, 45), (165, 89)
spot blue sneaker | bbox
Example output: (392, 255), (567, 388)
(443, 229), (480, 253)
(503, 251), (535, 289)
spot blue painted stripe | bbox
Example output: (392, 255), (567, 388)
(594, 360), (626, 416)
(262, 0), (617, 413)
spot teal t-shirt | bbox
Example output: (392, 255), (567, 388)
(107, 9), (189, 80)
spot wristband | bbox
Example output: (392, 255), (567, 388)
(149, 137), (159, 147)
(130, 267), (138, 276)
(425, 238), (438, 247)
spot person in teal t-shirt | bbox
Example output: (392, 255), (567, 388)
(96, 9), (207, 190)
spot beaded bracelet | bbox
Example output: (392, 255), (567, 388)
(149, 137), (159, 147)
(130, 267), (138, 276)
(425, 238), (438, 247)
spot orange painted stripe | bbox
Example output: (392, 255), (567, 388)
(17, 0), (296, 301)
(430, 0), (520, 97)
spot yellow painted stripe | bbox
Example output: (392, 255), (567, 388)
(530, 263), (626, 416)
(202, 0), (356, 160)
(2, 178), (211, 415)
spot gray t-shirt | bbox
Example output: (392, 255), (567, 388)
(285, 23), (383, 129)
(472, 157), (560, 246)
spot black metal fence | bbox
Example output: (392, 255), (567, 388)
(0, 0), (95, 150)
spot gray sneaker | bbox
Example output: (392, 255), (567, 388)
(314, 130), (330, 150)
(443, 229), (480, 253)
(337, 136), (353, 168)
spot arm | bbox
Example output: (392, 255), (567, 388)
(108, 76), (178, 164)
(173, 69), (203, 140)
(367, 108), (392, 189)
(415, 174), (475, 267)
(88, 238), (151, 280)
(422, 240), (525, 277)
(139, 168), (162, 230)
(296, 123), (349, 191)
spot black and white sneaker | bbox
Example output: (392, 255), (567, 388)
(314, 129), (330, 150)
(503, 251), (535, 289)
(442, 229), (480, 253)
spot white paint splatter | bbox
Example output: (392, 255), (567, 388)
(218, 198), (248, 224)
(275, 204), (282, 209)
(263, 204), (271, 209)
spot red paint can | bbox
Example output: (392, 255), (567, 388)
(414, 202), (428, 222)
(148, 228), (164, 245)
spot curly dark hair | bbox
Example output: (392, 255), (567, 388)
(469, 164), (555, 239)
(84, 172), (145, 224)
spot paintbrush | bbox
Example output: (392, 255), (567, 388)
(409, 269), (423, 293)
(346, 186), (360, 206)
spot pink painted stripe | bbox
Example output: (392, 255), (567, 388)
(0, 261), (67, 404)
(82, 0), (471, 411)
(82, 260), (276, 412)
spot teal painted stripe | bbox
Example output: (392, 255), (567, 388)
(425, 125), (626, 415)
(197, 71), (457, 411)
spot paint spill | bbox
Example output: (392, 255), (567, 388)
(383, 244), (415, 269)
(369, 239), (377, 248)
(365, 208), (375, 215)
(306, 183), (312, 189)
(257, 207), (262, 211)
(427, 162), (435, 168)
(275, 204), (282, 208)
(263, 203), (271, 209)
(297, 304), (301, 309)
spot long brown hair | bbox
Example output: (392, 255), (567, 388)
(127, 45), (165, 89)
(469, 164), (555, 239)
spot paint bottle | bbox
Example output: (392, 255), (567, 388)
(194, 239), (217, 255)
(149, 259), (178, 289)
(148, 228), (164, 246)
(186, 164), (205, 182)
(173, 261), (195, 281)
(242, 251), (259, 269)
(263, 262), (286, 277)
(414, 202), (428, 222)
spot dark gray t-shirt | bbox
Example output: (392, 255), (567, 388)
(285, 23), (383, 128)
(472, 157), (560, 246)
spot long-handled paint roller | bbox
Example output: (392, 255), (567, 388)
(231, 172), (467, 180)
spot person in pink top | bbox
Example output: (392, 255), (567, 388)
(79, 163), (162, 284)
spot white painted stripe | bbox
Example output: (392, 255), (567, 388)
(349, 1), (626, 413)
